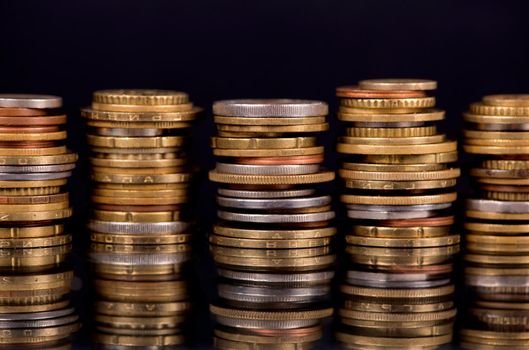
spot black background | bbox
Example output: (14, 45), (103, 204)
(1, 1), (529, 348)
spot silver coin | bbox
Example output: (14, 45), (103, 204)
(0, 314), (78, 329)
(345, 203), (451, 212)
(89, 252), (191, 265)
(0, 308), (74, 321)
(219, 284), (329, 303)
(0, 171), (72, 180)
(351, 121), (425, 128)
(347, 271), (447, 283)
(215, 316), (318, 329)
(88, 220), (191, 234)
(215, 163), (320, 175)
(217, 195), (331, 210)
(91, 147), (182, 154)
(218, 188), (316, 199)
(471, 168), (529, 178)
(213, 99), (328, 117)
(0, 164), (75, 173)
(346, 278), (451, 289)
(95, 128), (164, 137)
(467, 199), (529, 214)
(466, 275), (529, 288)
(472, 123), (529, 131)
(0, 94), (62, 108)
(218, 210), (335, 223)
(347, 209), (440, 220)
(218, 269), (334, 283)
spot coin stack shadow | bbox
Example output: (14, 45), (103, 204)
(461, 94), (529, 348)
(0, 95), (79, 348)
(208, 99), (336, 349)
(333, 80), (460, 349)
(81, 90), (201, 348)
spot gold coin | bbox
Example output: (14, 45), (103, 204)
(89, 157), (186, 168)
(466, 210), (529, 220)
(92, 166), (186, 175)
(210, 246), (330, 258)
(345, 126), (436, 138)
(91, 173), (191, 184)
(92, 188), (188, 198)
(341, 284), (454, 298)
(90, 233), (191, 245)
(210, 235), (330, 249)
(338, 141), (457, 155)
(214, 115), (325, 125)
(483, 94), (529, 107)
(337, 109), (444, 122)
(213, 254), (335, 271)
(87, 135), (186, 148)
(0, 224), (64, 238)
(210, 305), (333, 320)
(91, 242), (190, 253)
(466, 138), (529, 146)
(213, 146), (323, 157)
(0, 208), (72, 222)
(93, 333), (184, 347)
(82, 108), (198, 122)
(482, 160), (529, 170)
(344, 179), (457, 190)
(464, 112), (529, 124)
(464, 144), (529, 154)
(0, 146), (67, 156)
(211, 137), (317, 149)
(464, 254), (529, 265)
(340, 193), (456, 205)
(97, 183), (188, 190)
(343, 300), (453, 313)
(352, 225), (451, 238)
(95, 314), (185, 328)
(475, 178), (529, 185)
(0, 201), (69, 213)
(217, 123), (328, 133)
(464, 222), (529, 234)
(360, 151), (458, 164)
(92, 102), (193, 113)
(358, 78), (438, 91)
(209, 170), (334, 185)
(339, 168), (459, 181)
(470, 103), (529, 116)
(0, 299), (69, 313)
(466, 242), (529, 253)
(213, 225), (336, 240)
(339, 308), (456, 322)
(466, 234), (529, 245)
(214, 328), (321, 345)
(91, 195), (188, 205)
(0, 131), (66, 141)
(348, 245), (459, 257)
(342, 163), (445, 172)
(335, 333), (452, 348)
(0, 153), (77, 166)
(96, 301), (191, 316)
(93, 89), (189, 105)
(340, 97), (435, 109)
(0, 234), (71, 248)
(214, 338), (315, 350)
(0, 186), (62, 196)
(93, 210), (183, 222)
(86, 120), (193, 129)
(464, 130), (529, 140)
(339, 135), (445, 145)
(0, 323), (81, 343)
(465, 266), (529, 276)
(0, 179), (66, 189)
(93, 264), (185, 279)
(0, 271), (73, 286)
(346, 235), (459, 248)
(349, 254), (453, 267)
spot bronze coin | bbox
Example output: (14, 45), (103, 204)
(236, 154), (324, 165)
(0, 115), (66, 126)
(0, 141), (57, 148)
(386, 263), (453, 274)
(0, 108), (47, 117)
(0, 126), (60, 133)
(480, 185), (529, 193)
(228, 184), (296, 190)
(336, 86), (426, 98)
(95, 204), (183, 212)
(248, 326), (322, 337)
(380, 216), (454, 227)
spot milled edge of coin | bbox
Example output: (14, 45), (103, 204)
(0, 94), (62, 108)
(213, 99), (328, 117)
(209, 170), (334, 184)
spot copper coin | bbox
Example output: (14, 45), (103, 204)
(228, 184), (296, 190)
(0, 108), (47, 117)
(0, 126), (60, 133)
(387, 263), (453, 274)
(0, 115), (66, 126)
(336, 86), (426, 98)
(380, 216), (454, 227)
(481, 185), (529, 193)
(249, 325), (322, 337)
(236, 154), (324, 165)
(95, 204), (183, 212)
(0, 141), (57, 148)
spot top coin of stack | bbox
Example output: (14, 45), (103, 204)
(209, 99), (335, 350)
(82, 90), (200, 348)
(334, 79), (460, 349)
(461, 94), (529, 349)
(0, 94), (80, 345)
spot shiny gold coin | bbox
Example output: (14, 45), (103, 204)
(0, 208), (72, 222)
(466, 242), (529, 253)
(342, 283), (450, 302)
(0, 152), (77, 166)
(466, 210), (529, 221)
(483, 94), (529, 107)
(92, 188), (188, 198)
(216, 123), (328, 133)
(90, 233), (191, 245)
(475, 177), (529, 185)
(0, 201), (69, 213)
(0, 131), (66, 141)
(464, 112), (529, 124)
(339, 308), (456, 322)
(342, 162), (445, 172)
(335, 333), (452, 348)
(485, 191), (529, 201)
(0, 224), (64, 239)
(210, 305), (333, 320)
(211, 136), (317, 149)
(338, 141), (457, 155)
(349, 254), (454, 267)
(339, 168), (459, 181)
(87, 135), (186, 148)
(92, 101), (193, 113)
(352, 225), (451, 238)
(467, 138), (529, 146)
(340, 97), (435, 109)
(91, 173), (191, 184)
(93, 264), (185, 280)
(213, 146), (323, 158)
(91, 195), (188, 205)
(213, 254), (335, 271)
(213, 225), (336, 240)
(93, 89), (189, 105)
(93, 333), (184, 347)
(210, 235), (330, 249)
(209, 170), (334, 185)
(86, 120), (193, 129)
(214, 338), (315, 350)
(345, 126), (436, 138)
(0, 186), (62, 196)
(0, 323), (81, 344)
(210, 246), (330, 258)
(96, 301), (191, 316)
(340, 135), (445, 145)
(214, 115), (325, 125)
(338, 109), (444, 122)
(97, 183), (189, 190)
(343, 300), (454, 313)
(340, 193), (456, 205)
(348, 245), (459, 257)
(464, 254), (529, 265)
(82, 109), (198, 123)
(90, 157), (186, 168)
(465, 266), (529, 276)
(344, 178), (457, 190)
(0, 270), (73, 286)
(464, 130), (529, 140)
(0, 299), (69, 313)
(346, 235), (459, 248)
(0, 179), (66, 189)
(214, 328), (321, 345)
(470, 102), (529, 116)
(92, 166), (186, 175)
(360, 151), (458, 164)
(482, 160), (529, 170)
(0, 146), (67, 156)
(0, 234), (71, 248)
(465, 222), (529, 234)
(358, 78), (438, 91)
(464, 144), (529, 154)
(95, 314), (185, 328)
(93, 210), (183, 223)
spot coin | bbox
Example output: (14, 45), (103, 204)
(0, 94), (62, 108)
(358, 78), (438, 91)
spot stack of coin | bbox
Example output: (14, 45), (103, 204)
(334, 79), (460, 349)
(0, 94), (79, 346)
(461, 94), (529, 348)
(209, 99), (336, 349)
(81, 90), (201, 348)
